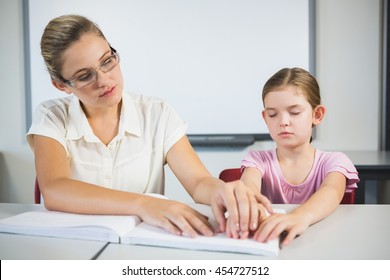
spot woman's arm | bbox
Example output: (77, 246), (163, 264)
(166, 136), (267, 238)
(230, 167), (273, 238)
(253, 171), (346, 247)
(165, 136), (228, 231)
(33, 135), (214, 237)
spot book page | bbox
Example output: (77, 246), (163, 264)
(122, 204), (283, 256)
(0, 208), (141, 243)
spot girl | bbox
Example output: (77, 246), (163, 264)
(27, 14), (259, 238)
(239, 67), (359, 246)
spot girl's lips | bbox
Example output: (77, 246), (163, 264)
(278, 131), (293, 136)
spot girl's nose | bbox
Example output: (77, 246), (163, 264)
(280, 122), (289, 128)
(280, 114), (290, 127)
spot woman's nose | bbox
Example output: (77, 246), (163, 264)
(96, 70), (111, 87)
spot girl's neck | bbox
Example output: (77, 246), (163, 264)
(276, 143), (315, 163)
(276, 144), (316, 185)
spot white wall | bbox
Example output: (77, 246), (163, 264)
(315, 0), (381, 151)
(168, 0), (383, 202)
(0, 0), (36, 203)
(0, 0), (382, 203)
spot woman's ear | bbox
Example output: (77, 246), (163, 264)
(312, 105), (326, 126)
(51, 79), (72, 94)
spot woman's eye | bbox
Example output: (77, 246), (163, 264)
(102, 58), (112, 66)
(77, 72), (93, 82)
(290, 111), (300, 116)
(102, 56), (115, 67)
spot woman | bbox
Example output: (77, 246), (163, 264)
(27, 14), (260, 238)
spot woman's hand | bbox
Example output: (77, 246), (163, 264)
(137, 196), (215, 238)
(210, 180), (273, 239)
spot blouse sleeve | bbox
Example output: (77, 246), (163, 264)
(25, 100), (68, 154)
(324, 152), (360, 191)
(241, 150), (270, 176)
(161, 101), (187, 157)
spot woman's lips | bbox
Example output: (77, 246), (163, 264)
(99, 85), (116, 97)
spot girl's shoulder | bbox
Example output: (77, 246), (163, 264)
(314, 149), (359, 183)
(247, 149), (275, 158)
(315, 149), (353, 165)
(243, 149), (277, 165)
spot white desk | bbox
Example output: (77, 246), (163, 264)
(1, 204), (389, 260)
(98, 204), (390, 260)
(0, 203), (108, 260)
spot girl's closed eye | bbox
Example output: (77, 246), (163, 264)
(265, 110), (277, 118)
(290, 111), (301, 116)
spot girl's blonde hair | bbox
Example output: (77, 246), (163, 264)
(262, 67), (321, 109)
(40, 14), (107, 81)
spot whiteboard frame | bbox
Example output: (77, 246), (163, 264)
(23, 0), (315, 146)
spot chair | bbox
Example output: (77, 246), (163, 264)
(34, 178), (41, 204)
(219, 168), (355, 204)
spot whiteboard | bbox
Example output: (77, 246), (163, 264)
(25, 0), (313, 144)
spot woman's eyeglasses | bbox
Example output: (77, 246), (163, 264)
(61, 47), (120, 88)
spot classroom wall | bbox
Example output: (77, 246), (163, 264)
(0, 0), (36, 203)
(0, 0), (382, 203)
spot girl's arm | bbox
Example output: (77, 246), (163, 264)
(253, 171), (346, 247)
(33, 134), (214, 238)
(240, 167), (273, 213)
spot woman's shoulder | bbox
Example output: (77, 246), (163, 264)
(27, 96), (76, 148)
(123, 92), (178, 117)
(35, 95), (74, 114)
(124, 92), (168, 107)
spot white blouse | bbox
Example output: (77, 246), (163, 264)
(26, 92), (187, 194)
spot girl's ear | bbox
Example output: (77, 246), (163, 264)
(262, 110), (267, 123)
(51, 79), (72, 95)
(312, 105), (326, 126)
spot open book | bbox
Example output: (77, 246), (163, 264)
(0, 203), (283, 257)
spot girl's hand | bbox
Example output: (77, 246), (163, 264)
(252, 212), (311, 247)
(137, 196), (215, 238)
(210, 180), (273, 239)
(252, 172), (347, 247)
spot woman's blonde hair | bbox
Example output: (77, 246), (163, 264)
(262, 67), (321, 110)
(40, 14), (107, 81)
